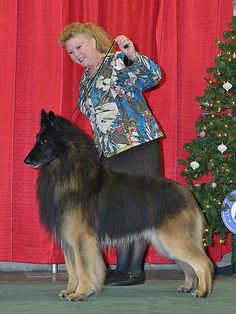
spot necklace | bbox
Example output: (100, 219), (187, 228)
(88, 57), (104, 78)
(69, 40), (116, 120)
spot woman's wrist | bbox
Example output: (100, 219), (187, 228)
(126, 51), (137, 61)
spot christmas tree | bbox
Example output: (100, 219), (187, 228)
(179, 17), (236, 262)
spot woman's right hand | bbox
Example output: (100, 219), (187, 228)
(115, 35), (137, 60)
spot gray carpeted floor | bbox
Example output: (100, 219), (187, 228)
(0, 278), (235, 314)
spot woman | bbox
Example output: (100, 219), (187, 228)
(59, 22), (163, 286)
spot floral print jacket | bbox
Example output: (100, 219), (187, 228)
(78, 51), (164, 157)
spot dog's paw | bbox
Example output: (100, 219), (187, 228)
(66, 289), (95, 302)
(178, 285), (193, 293)
(192, 289), (210, 298)
(58, 290), (69, 299)
(66, 293), (88, 302)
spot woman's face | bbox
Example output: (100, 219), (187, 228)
(65, 34), (98, 68)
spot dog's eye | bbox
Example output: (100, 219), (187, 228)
(40, 138), (48, 145)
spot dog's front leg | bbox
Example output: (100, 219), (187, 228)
(66, 234), (97, 301)
(59, 252), (78, 299)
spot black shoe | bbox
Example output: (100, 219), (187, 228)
(108, 271), (145, 286)
(104, 269), (125, 285)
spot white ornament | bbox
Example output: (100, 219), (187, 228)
(233, 52), (236, 59)
(217, 143), (227, 153)
(190, 161), (200, 170)
(223, 81), (232, 91)
(211, 182), (217, 188)
(199, 131), (206, 138)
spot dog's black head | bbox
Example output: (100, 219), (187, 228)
(24, 109), (66, 168)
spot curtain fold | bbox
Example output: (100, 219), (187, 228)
(0, 0), (233, 264)
(0, 0), (18, 261)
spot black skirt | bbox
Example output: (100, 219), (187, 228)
(101, 139), (162, 177)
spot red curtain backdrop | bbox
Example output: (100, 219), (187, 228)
(0, 0), (233, 264)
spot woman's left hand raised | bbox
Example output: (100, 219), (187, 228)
(115, 35), (137, 60)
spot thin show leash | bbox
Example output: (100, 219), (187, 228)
(69, 41), (129, 121)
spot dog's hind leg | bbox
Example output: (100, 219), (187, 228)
(190, 254), (213, 298)
(152, 227), (213, 298)
(66, 233), (105, 302)
(182, 249), (213, 298)
(175, 260), (196, 293)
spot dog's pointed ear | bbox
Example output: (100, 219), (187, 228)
(40, 109), (60, 131)
(40, 109), (48, 127)
(48, 111), (57, 124)
(48, 111), (60, 131)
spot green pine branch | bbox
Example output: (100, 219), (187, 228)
(179, 17), (236, 247)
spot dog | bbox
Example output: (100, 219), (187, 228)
(24, 109), (213, 301)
